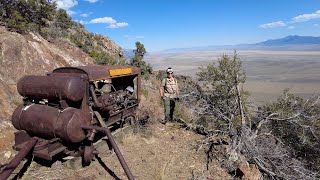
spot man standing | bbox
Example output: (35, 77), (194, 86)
(160, 67), (179, 124)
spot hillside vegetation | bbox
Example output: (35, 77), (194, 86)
(0, 1), (319, 179)
(175, 52), (320, 179)
(0, 0), (128, 123)
(0, 0), (128, 164)
(0, 0), (125, 65)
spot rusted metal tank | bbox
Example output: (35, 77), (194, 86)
(12, 104), (90, 143)
(17, 75), (86, 102)
(0, 65), (141, 179)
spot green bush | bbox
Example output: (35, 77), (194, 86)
(141, 88), (149, 97)
(1, 0), (56, 33)
(173, 102), (188, 121)
(0, 0), (126, 66)
(6, 10), (28, 33)
(196, 51), (248, 132)
(55, 9), (73, 30)
(93, 52), (114, 65)
(261, 90), (320, 171)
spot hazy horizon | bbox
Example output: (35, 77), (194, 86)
(145, 49), (320, 104)
(53, 0), (320, 51)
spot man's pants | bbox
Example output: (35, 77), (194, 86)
(164, 98), (175, 121)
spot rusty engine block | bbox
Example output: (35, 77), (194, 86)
(0, 65), (140, 180)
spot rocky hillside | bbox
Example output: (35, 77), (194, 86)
(0, 1), (125, 124)
(0, 24), (125, 167)
(0, 25), (123, 122)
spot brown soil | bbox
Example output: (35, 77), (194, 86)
(15, 123), (230, 180)
(0, 128), (14, 152)
(0, 123), (15, 167)
(2, 75), (231, 180)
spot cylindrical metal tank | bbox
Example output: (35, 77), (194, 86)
(12, 104), (90, 143)
(17, 75), (86, 102)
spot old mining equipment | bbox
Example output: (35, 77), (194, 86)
(0, 65), (140, 180)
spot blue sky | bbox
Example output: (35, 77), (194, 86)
(54, 0), (320, 52)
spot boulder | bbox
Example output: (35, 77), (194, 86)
(237, 163), (262, 180)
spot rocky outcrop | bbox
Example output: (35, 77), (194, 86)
(0, 27), (88, 122)
(0, 26), (125, 164)
(67, 28), (125, 63)
(0, 26), (122, 122)
(92, 33), (124, 58)
(237, 163), (263, 180)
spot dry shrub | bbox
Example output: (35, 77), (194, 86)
(174, 101), (195, 122)
(135, 76), (164, 131)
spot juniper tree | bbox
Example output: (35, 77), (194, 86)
(130, 42), (152, 76)
(196, 51), (248, 133)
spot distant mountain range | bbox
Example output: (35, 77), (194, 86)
(160, 35), (320, 53)
(256, 35), (320, 46)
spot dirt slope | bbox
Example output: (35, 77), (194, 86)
(2, 74), (231, 180)
(16, 123), (230, 180)
(0, 26), (124, 164)
(0, 26), (91, 121)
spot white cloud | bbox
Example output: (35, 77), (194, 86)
(84, 0), (99, 3)
(291, 10), (320, 22)
(52, 0), (78, 15)
(124, 35), (145, 40)
(259, 21), (286, 29)
(67, 10), (76, 15)
(79, 20), (86, 24)
(53, 0), (78, 10)
(89, 17), (117, 24)
(107, 22), (129, 29)
(85, 17), (128, 28)
(80, 13), (89, 17)
(260, 10), (320, 29)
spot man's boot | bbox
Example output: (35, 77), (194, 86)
(160, 118), (167, 124)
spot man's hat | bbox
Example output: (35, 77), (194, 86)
(166, 67), (173, 73)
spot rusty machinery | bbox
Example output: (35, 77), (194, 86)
(0, 65), (140, 180)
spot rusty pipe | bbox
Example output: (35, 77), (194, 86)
(89, 85), (103, 108)
(82, 126), (135, 180)
(0, 137), (38, 180)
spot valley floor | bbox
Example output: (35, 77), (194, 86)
(145, 50), (320, 104)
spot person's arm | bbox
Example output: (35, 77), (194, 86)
(160, 86), (164, 97)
